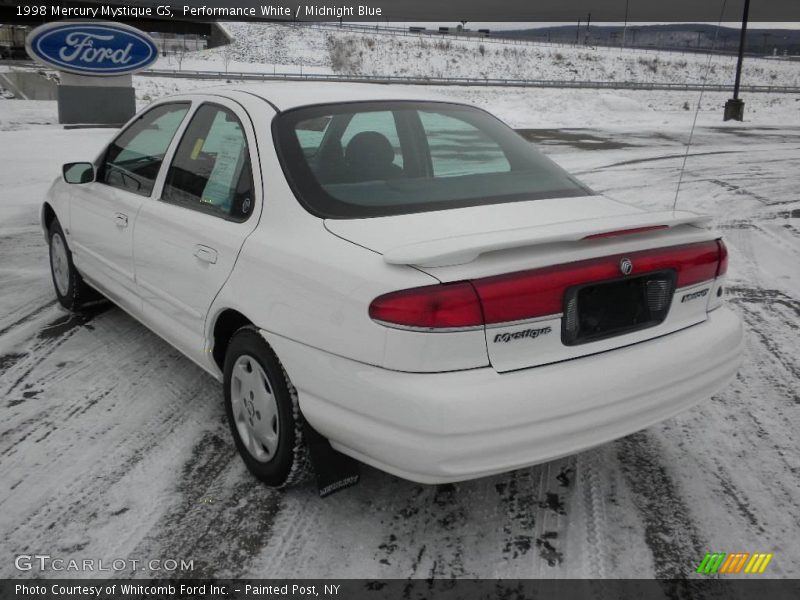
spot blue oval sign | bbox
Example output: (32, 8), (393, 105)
(26, 21), (158, 76)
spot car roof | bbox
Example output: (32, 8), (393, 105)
(216, 81), (454, 112)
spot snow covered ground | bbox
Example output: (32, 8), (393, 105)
(195, 22), (800, 86)
(131, 71), (800, 127)
(0, 85), (798, 581)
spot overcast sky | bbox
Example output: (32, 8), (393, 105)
(362, 22), (800, 30)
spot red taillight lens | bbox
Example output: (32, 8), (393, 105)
(473, 240), (721, 324)
(669, 241), (721, 287)
(370, 241), (726, 330)
(716, 239), (728, 277)
(474, 262), (598, 324)
(368, 282), (483, 329)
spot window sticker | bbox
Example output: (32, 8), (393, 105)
(200, 133), (245, 211)
(190, 137), (205, 161)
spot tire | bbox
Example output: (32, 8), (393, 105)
(223, 327), (312, 488)
(48, 220), (96, 310)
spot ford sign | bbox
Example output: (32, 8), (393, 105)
(26, 21), (158, 76)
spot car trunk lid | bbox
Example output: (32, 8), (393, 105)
(328, 196), (721, 372)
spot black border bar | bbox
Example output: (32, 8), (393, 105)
(1, 0), (799, 22)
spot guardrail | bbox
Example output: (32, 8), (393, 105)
(142, 69), (800, 94)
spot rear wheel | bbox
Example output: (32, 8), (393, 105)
(48, 220), (96, 310)
(223, 327), (311, 487)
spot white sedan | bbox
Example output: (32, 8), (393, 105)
(42, 83), (743, 487)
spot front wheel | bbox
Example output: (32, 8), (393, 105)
(223, 327), (311, 488)
(48, 220), (95, 310)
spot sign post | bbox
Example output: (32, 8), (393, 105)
(25, 21), (158, 126)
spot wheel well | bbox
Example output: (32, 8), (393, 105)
(42, 203), (56, 232)
(211, 309), (253, 370)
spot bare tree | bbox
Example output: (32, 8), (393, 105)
(222, 42), (235, 73)
(175, 43), (186, 71)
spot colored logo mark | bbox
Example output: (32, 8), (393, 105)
(696, 552), (773, 575)
(26, 22), (158, 76)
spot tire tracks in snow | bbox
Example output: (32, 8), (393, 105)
(246, 460), (580, 579)
(0, 304), (231, 578)
(126, 431), (284, 579)
(615, 432), (706, 580)
(728, 285), (800, 394)
(366, 460), (577, 578)
(0, 299), (56, 340)
(3, 123), (799, 579)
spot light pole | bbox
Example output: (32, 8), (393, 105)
(724, 0), (751, 121)
(622, 0), (629, 48)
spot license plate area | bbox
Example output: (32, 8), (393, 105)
(562, 270), (676, 346)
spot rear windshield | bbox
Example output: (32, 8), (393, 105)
(273, 101), (593, 219)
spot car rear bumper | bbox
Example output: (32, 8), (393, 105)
(263, 306), (743, 484)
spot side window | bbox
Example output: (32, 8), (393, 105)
(99, 103), (189, 196)
(162, 104), (254, 222)
(419, 110), (511, 177)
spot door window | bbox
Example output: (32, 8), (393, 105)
(98, 103), (190, 196)
(161, 104), (254, 222)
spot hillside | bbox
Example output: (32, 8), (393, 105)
(503, 24), (800, 56)
(190, 22), (800, 87)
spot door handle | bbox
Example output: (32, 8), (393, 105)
(114, 213), (128, 228)
(193, 244), (218, 264)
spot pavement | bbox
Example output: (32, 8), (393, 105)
(0, 107), (798, 581)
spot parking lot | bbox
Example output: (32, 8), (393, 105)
(1, 100), (798, 580)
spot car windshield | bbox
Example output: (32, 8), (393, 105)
(273, 101), (593, 219)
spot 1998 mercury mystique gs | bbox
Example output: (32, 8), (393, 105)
(42, 83), (743, 488)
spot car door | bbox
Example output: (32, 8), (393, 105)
(68, 102), (191, 313)
(133, 99), (261, 366)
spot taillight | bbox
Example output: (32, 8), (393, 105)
(716, 239), (728, 277)
(473, 240), (720, 324)
(368, 282), (483, 329)
(473, 262), (593, 323)
(370, 241), (726, 330)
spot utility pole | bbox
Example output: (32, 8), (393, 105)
(724, 0), (750, 121)
(622, 0), (629, 48)
(575, 19), (581, 45)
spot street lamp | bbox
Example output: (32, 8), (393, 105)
(724, 0), (751, 121)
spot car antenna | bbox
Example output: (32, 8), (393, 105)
(673, 0), (729, 211)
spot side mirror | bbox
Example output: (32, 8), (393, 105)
(63, 162), (95, 184)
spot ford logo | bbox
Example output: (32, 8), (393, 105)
(26, 21), (157, 76)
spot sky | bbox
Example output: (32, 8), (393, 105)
(359, 22), (800, 31)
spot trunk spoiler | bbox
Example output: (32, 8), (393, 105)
(383, 210), (712, 267)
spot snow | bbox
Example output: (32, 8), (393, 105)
(194, 22), (800, 87)
(153, 55), (334, 76)
(1, 37), (799, 579)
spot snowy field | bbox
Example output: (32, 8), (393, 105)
(192, 22), (800, 86)
(0, 83), (799, 581)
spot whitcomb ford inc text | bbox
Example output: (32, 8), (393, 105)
(17, 4), (383, 19)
